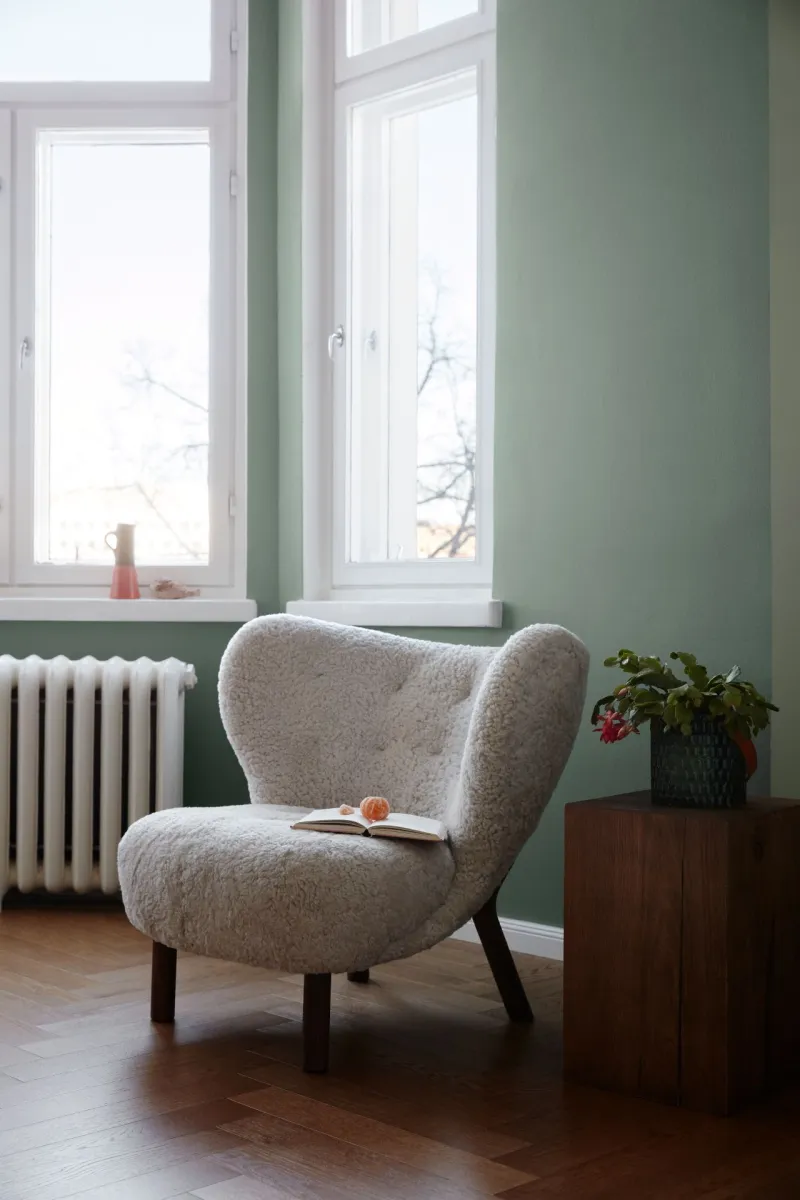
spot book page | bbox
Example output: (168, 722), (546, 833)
(292, 808), (370, 832)
(369, 812), (447, 841)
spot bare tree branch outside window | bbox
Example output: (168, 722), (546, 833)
(94, 264), (477, 568)
(54, 340), (210, 565)
(416, 265), (477, 559)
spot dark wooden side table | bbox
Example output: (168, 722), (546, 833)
(563, 792), (800, 1115)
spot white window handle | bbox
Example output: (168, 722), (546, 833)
(327, 324), (344, 360)
(19, 337), (32, 369)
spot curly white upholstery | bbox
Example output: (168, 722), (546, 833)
(118, 616), (588, 975)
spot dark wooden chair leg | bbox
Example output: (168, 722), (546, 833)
(472, 890), (534, 1023)
(151, 941), (177, 1023)
(347, 969), (370, 983)
(303, 973), (331, 1073)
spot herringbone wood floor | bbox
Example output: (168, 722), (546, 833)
(0, 910), (795, 1199)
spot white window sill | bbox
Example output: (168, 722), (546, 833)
(0, 598), (257, 623)
(286, 598), (503, 628)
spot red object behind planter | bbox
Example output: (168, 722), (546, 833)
(734, 732), (757, 780)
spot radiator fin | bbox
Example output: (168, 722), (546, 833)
(43, 658), (69, 892)
(72, 658), (97, 893)
(0, 658), (13, 898)
(16, 659), (40, 893)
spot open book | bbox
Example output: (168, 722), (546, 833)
(292, 808), (447, 843)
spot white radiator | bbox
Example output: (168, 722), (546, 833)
(0, 655), (196, 900)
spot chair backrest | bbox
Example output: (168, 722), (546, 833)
(219, 616), (496, 817)
(219, 616), (588, 919)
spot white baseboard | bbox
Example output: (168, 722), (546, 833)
(452, 916), (564, 961)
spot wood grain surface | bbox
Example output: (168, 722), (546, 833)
(564, 793), (800, 1115)
(0, 905), (793, 1197)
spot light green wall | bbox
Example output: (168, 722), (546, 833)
(492, 0), (771, 924)
(247, 0), (280, 610)
(769, 0), (800, 797)
(276, 0), (772, 926)
(277, 0), (304, 609)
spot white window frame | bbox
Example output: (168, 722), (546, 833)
(292, 0), (500, 628)
(335, 0), (497, 82)
(0, 0), (249, 611)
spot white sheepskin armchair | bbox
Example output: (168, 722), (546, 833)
(119, 615), (588, 1072)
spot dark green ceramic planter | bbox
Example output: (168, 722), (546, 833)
(650, 714), (746, 809)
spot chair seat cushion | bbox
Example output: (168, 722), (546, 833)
(118, 805), (455, 974)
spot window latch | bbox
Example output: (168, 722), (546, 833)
(19, 337), (32, 370)
(327, 325), (344, 360)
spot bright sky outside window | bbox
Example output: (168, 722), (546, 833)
(37, 133), (211, 566)
(347, 73), (479, 562)
(348, 0), (478, 56)
(0, 0), (211, 82)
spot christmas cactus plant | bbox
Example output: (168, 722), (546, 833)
(591, 649), (778, 776)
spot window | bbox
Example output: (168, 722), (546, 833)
(0, 0), (246, 602)
(294, 0), (498, 626)
(346, 0), (480, 57)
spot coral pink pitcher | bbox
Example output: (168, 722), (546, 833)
(105, 523), (140, 599)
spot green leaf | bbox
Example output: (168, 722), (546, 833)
(628, 669), (682, 691)
(590, 695), (616, 724)
(680, 722), (693, 736)
(670, 651), (710, 688)
(595, 649), (777, 738)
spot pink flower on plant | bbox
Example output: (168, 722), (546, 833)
(594, 708), (639, 744)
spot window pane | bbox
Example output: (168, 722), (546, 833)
(0, 0), (211, 82)
(347, 72), (478, 562)
(349, 0), (478, 56)
(36, 132), (210, 566)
